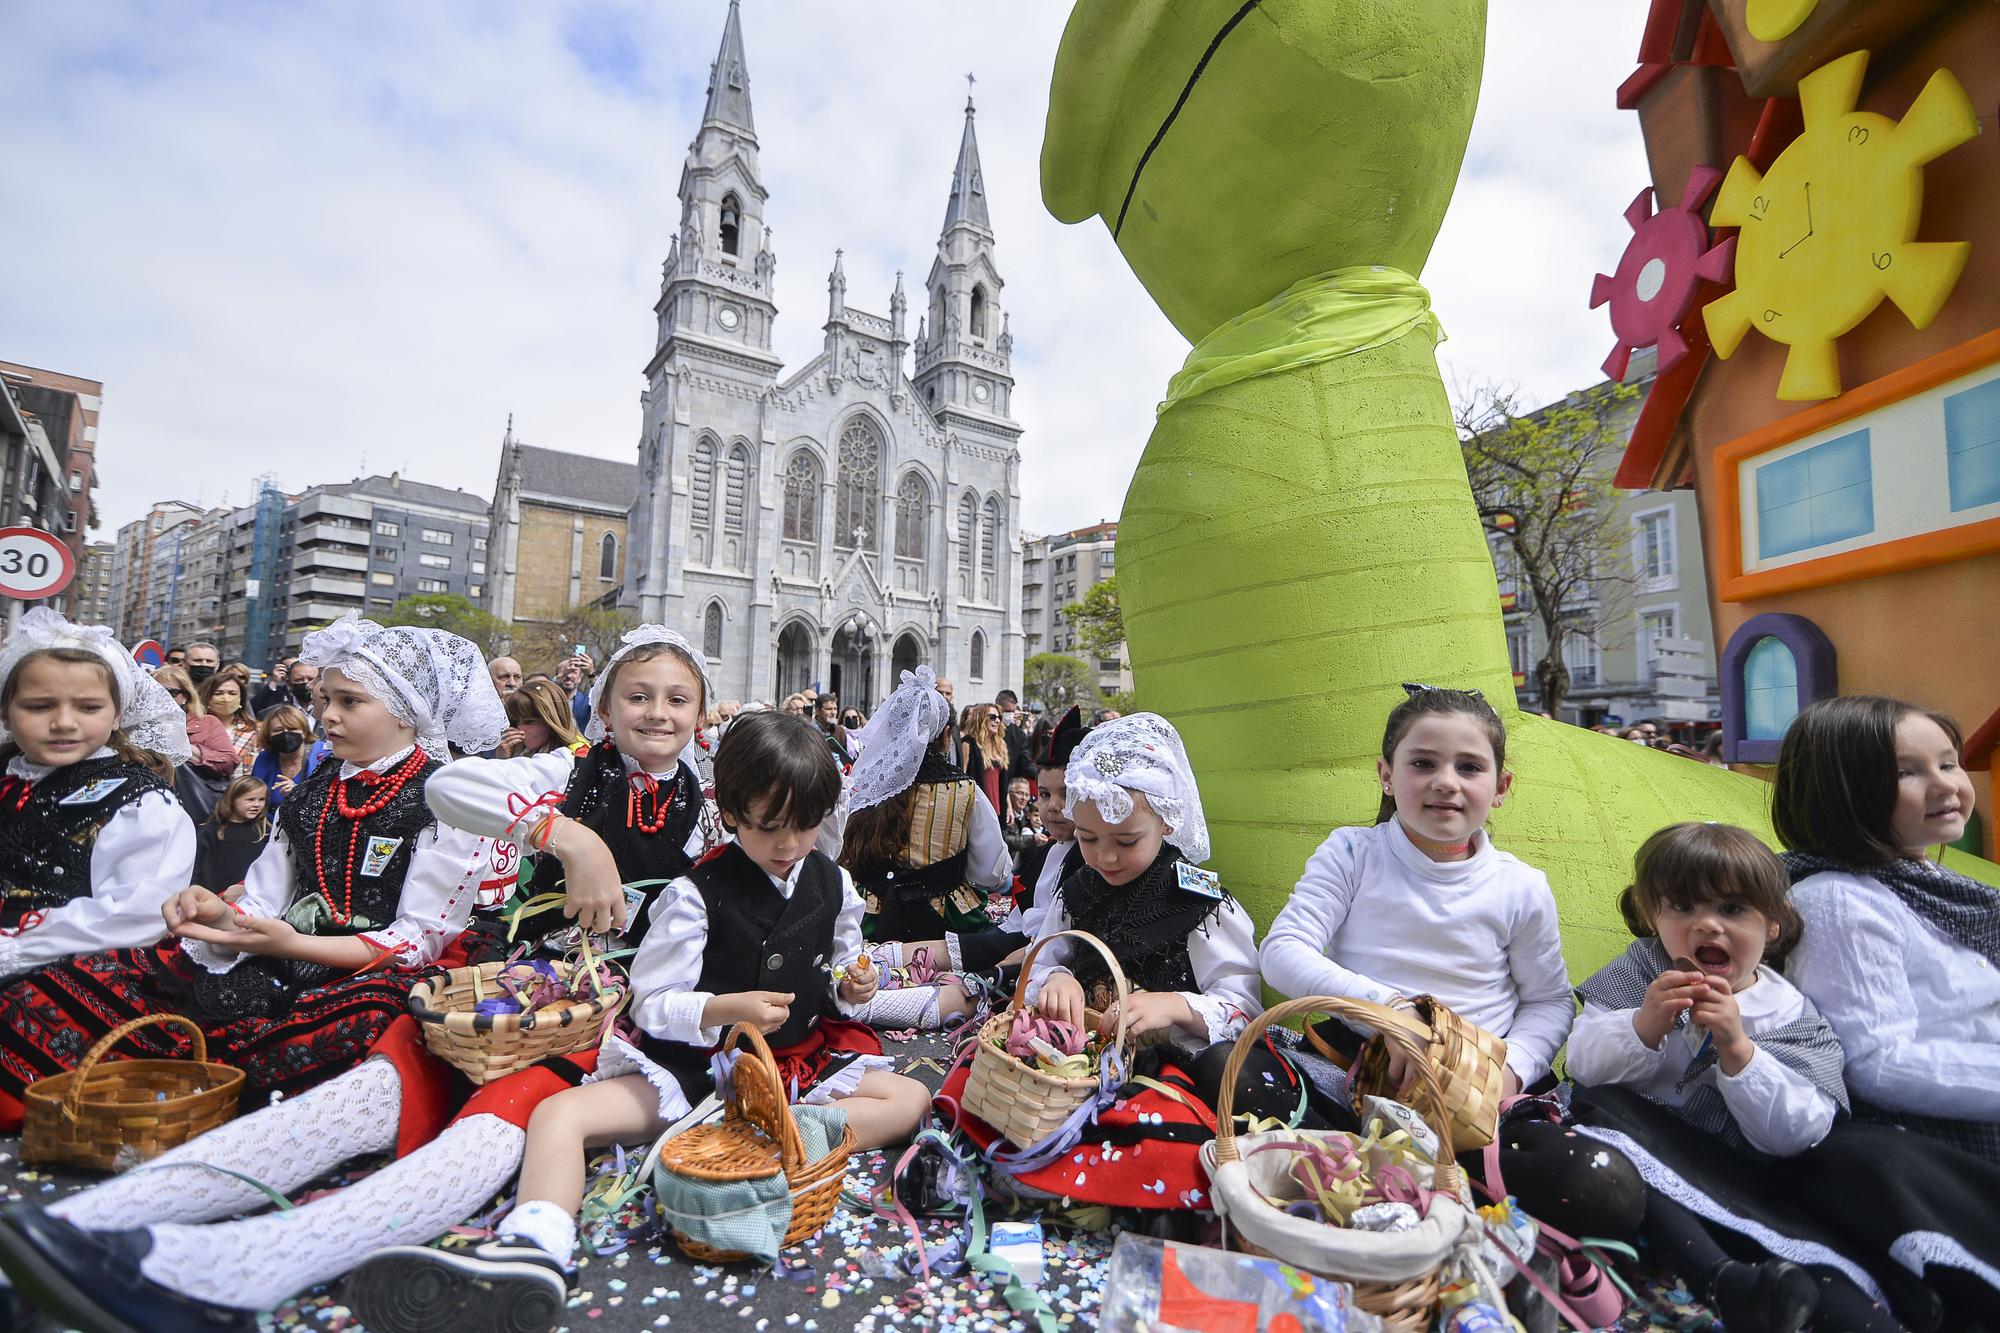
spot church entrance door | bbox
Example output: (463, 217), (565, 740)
(891, 632), (922, 683)
(776, 621), (815, 700)
(830, 622), (875, 710)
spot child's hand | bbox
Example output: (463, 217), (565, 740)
(163, 886), (237, 934)
(1633, 968), (1705, 1050)
(1688, 976), (1754, 1075)
(1502, 1067), (1523, 1098)
(216, 915), (299, 956)
(553, 824), (628, 934)
(839, 966), (878, 1005)
(1098, 991), (1198, 1041)
(706, 990), (793, 1034)
(1037, 973), (1086, 1029)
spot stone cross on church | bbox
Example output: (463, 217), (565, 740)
(623, 0), (1024, 708)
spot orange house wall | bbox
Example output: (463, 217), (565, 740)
(1680, 3), (2000, 848)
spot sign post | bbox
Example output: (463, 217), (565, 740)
(0, 527), (77, 603)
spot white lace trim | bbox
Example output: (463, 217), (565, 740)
(1063, 713), (1210, 862)
(1887, 1230), (2000, 1292)
(846, 665), (953, 812)
(302, 614), (507, 756)
(585, 625), (712, 744)
(1570, 1125), (1883, 1300)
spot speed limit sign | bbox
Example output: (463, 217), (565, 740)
(0, 527), (77, 600)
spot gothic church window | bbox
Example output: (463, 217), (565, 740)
(957, 492), (977, 576)
(783, 451), (820, 542)
(724, 444), (750, 533)
(970, 629), (986, 682)
(970, 286), (987, 340)
(703, 602), (723, 660)
(895, 472), (929, 560)
(981, 495), (1003, 575)
(720, 193), (741, 257)
(599, 532), (617, 580)
(834, 419), (881, 552)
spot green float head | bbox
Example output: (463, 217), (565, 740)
(1041, 0), (1488, 343)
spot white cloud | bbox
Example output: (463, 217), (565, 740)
(1, 0), (1653, 542)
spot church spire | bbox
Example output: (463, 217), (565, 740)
(702, 0), (755, 136)
(940, 81), (990, 234)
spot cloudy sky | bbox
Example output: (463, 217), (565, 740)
(4, 1), (1652, 539)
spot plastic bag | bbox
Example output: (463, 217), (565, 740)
(1099, 1234), (1383, 1333)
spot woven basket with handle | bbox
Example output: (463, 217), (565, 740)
(655, 1023), (856, 1262)
(1204, 995), (1473, 1333)
(22, 1013), (246, 1172)
(1349, 993), (1508, 1150)
(960, 928), (1133, 1150)
(408, 960), (627, 1085)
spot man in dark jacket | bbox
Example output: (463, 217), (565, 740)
(996, 688), (1035, 784)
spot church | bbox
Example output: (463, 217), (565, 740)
(624, 0), (1024, 709)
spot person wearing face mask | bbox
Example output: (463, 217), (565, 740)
(182, 642), (220, 686)
(249, 705), (321, 807)
(287, 659), (320, 710)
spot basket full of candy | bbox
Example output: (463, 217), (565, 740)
(409, 951), (626, 1084)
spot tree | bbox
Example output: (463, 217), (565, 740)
(1455, 377), (1642, 719)
(380, 593), (511, 659)
(1060, 576), (1125, 663)
(514, 605), (640, 675)
(1023, 653), (1105, 713)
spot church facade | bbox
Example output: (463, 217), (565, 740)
(625, 1), (1024, 709)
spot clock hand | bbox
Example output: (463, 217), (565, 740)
(1779, 181), (1815, 258)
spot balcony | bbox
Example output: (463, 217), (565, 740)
(296, 493), (371, 524)
(293, 547), (368, 574)
(285, 598), (364, 624)
(289, 574), (366, 599)
(298, 523), (370, 548)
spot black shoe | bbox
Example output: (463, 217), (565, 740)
(1710, 1259), (1820, 1333)
(0, 1205), (252, 1333)
(343, 1239), (570, 1333)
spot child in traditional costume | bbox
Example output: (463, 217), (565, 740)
(837, 665), (1015, 1028)
(0, 613), (502, 1131)
(0, 609), (194, 1003)
(341, 709), (928, 1333)
(1003, 705), (1088, 941)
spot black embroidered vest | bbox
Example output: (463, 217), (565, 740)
(1015, 838), (1085, 917)
(536, 742), (703, 951)
(1058, 846), (1229, 1009)
(688, 842), (842, 1049)
(276, 748), (442, 936)
(0, 756), (171, 930)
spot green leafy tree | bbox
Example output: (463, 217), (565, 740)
(1059, 576), (1125, 664)
(1023, 653), (1105, 713)
(380, 593), (511, 658)
(1455, 378), (1642, 718)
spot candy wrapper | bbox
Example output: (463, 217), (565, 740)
(1359, 1095), (1440, 1163)
(1348, 1201), (1420, 1233)
(1476, 1194), (1538, 1273)
(1445, 1301), (1518, 1333)
(1099, 1234), (1382, 1333)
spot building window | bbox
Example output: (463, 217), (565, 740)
(1634, 508), (1676, 587)
(1562, 627), (1599, 686)
(376, 521), (399, 537)
(418, 577), (447, 593)
(599, 532), (617, 580)
(470, 583), (482, 599)
(719, 193), (741, 257)
(1637, 607), (1678, 681)
(420, 553), (451, 569)
(895, 472), (929, 559)
(1754, 429), (1873, 559)
(980, 496), (1002, 575)
(723, 444), (749, 533)
(1718, 613), (1838, 764)
(473, 535), (487, 552)
(703, 602), (723, 659)
(783, 451), (819, 542)
(970, 629), (986, 682)
(1945, 377), (2000, 512)
(970, 286), (988, 340)
(471, 560), (485, 576)
(421, 528), (454, 546)
(1506, 626), (1533, 682)
(690, 437), (717, 534)
(834, 419), (881, 551)
(373, 545), (397, 560)
(957, 493), (977, 575)
(68, 471), (81, 491)
(371, 572), (396, 586)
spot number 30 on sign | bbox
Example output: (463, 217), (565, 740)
(0, 528), (77, 600)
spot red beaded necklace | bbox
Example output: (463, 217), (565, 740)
(311, 747), (429, 925)
(626, 769), (679, 835)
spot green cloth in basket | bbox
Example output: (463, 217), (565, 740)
(652, 1104), (850, 1264)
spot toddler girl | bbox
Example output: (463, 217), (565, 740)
(194, 775), (272, 898)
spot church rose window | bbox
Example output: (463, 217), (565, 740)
(784, 452), (819, 541)
(896, 472), (929, 559)
(835, 420), (881, 551)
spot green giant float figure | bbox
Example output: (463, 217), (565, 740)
(1038, 0), (1994, 974)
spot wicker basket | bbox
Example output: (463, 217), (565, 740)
(1349, 993), (1508, 1150)
(655, 1023), (856, 1262)
(409, 961), (627, 1085)
(22, 1013), (245, 1172)
(1207, 996), (1471, 1333)
(961, 929), (1132, 1150)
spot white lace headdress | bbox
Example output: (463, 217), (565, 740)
(1063, 712), (1210, 863)
(846, 664), (953, 812)
(585, 625), (713, 744)
(300, 614), (507, 757)
(0, 607), (193, 764)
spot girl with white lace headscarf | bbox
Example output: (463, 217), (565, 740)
(0, 612), (505, 1135)
(834, 665), (1016, 1030)
(0, 607), (196, 985)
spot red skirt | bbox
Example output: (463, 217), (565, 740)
(0, 944), (454, 1133)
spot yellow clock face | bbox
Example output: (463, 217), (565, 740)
(1704, 50), (1976, 400)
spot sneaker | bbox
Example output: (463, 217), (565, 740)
(343, 1238), (569, 1333)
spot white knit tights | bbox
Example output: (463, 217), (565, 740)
(52, 1058), (405, 1230)
(140, 1113), (527, 1310)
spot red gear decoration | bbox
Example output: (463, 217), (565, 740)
(1590, 165), (1735, 381)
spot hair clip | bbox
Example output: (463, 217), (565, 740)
(1399, 682), (1483, 700)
